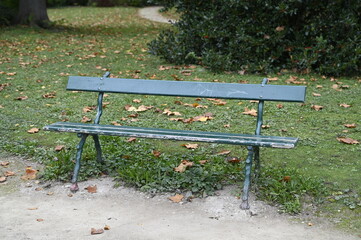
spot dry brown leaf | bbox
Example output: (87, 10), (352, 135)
(36, 219), (44, 222)
(339, 103), (351, 108)
(0, 176), (6, 183)
(83, 106), (96, 112)
(111, 121), (122, 126)
(163, 109), (182, 116)
(85, 185), (97, 193)
(227, 157), (241, 163)
(276, 104), (284, 109)
(0, 161), (10, 166)
(5, 171), (15, 177)
(316, 85), (323, 88)
(27, 207), (38, 210)
(168, 194), (184, 203)
(81, 116), (92, 123)
(312, 93), (321, 97)
(42, 92), (56, 98)
(262, 125), (271, 129)
(216, 150), (231, 155)
(21, 167), (37, 180)
(182, 143), (198, 149)
(174, 160), (194, 173)
(337, 137), (359, 145)
(91, 228), (104, 235)
(15, 96), (28, 100)
(199, 160), (208, 164)
(104, 225), (111, 230)
(311, 105), (324, 111)
(54, 145), (65, 151)
(268, 77), (278, 81)
(224, 124), (231, 128)
(275, 26), (285, 31)
(281, 176), (291, 182)
(344, 123), (356, 128)
(152, 150), (161, 157)
(242, 107), (257, 117)
(127, 137), (137, 142)
(132, 99), (142, 103)
(27, 128), (40, 134)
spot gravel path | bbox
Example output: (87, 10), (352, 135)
(138, 6), (175, 24)
(1, 154), (360, 240)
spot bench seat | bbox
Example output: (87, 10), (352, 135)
(44, 122), (298, 149)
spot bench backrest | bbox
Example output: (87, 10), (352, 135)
(67, 74), (306, 102)
(67, 72), (306, 135)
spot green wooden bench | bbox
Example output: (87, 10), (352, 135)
(43, 72), (306, 209)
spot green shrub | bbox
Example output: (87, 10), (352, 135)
(150, 0), (361, 76)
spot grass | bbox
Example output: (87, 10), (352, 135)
(0, 6), (360, 234)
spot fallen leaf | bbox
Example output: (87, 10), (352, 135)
(312, 93), (321, 97)
(227, 157), (241, 163)
(54, 145), (65, 151)
(21, 167), (38, 180)
(224, 124), (231, 128)
(268, 77), (278, 81)
(81, 116), (92, 122)
(132, 99), (142, 103)
(104, 225), (111, 230)
(127, 137), (137, 142)
(216, 150), (231, 155)
(15, 96), (28, 100)
(242, 107), (257, 117)
(27, 207), (38, 210)
(308, 222), (313, 227)
(262, 125), (270, 129)
(42, 92), (56, 98)
(316, 85), (323, 88)
(36, 219), (44, 222)
(91, 228), (104, 235)
(152, 150), (161, 157)
(337, 137), (359, 145)
(47, 192), (54, 196)
(5, 171), (15, 177)
(0, 176), (6, 183)
(163, 109), (181, 116)
(199, 160), (208, 164)
(276, 104), (283, 109)
(0, 161), (10, 166)
(35, 187), (43, 191)
(281, 176), (291, 182)
(275, 26), (285, 31)
(85, 185), (97, 193)
(174, 160), (194, 173)
(182, 143), (198, 149)
(344, 123), (356, 128)
(311, 105), (324, 111)
(339, 103), (351, 108)
(83, 106), (96, 112)
(168, 194), (184, 203)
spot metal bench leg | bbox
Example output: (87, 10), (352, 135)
(70, 134), (88, 192)
(254, 146), (260, 183)
(92, 135), (103, 163)
(240, 146), (254, 210)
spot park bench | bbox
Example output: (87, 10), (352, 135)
(43, 72), (306, 209)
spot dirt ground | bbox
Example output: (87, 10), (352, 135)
(0, 154), (360, 240)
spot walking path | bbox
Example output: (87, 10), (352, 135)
(138, 6), (175, 24)
(0, 154), (359, 239)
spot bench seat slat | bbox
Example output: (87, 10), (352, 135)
(44, 122), (298, 149)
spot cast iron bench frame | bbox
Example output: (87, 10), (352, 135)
(44, 72), (306, 209)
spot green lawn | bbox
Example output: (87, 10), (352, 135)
(0, 6), (360, 233)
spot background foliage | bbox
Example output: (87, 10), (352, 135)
(150, 0), (361, 76)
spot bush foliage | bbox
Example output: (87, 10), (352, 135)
(149, 0), (361, 76)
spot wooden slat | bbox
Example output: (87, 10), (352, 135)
(67, 76), (306, 102)
(44, 122), (298, 149)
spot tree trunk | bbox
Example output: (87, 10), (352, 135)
(13, 0), (50, 28)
